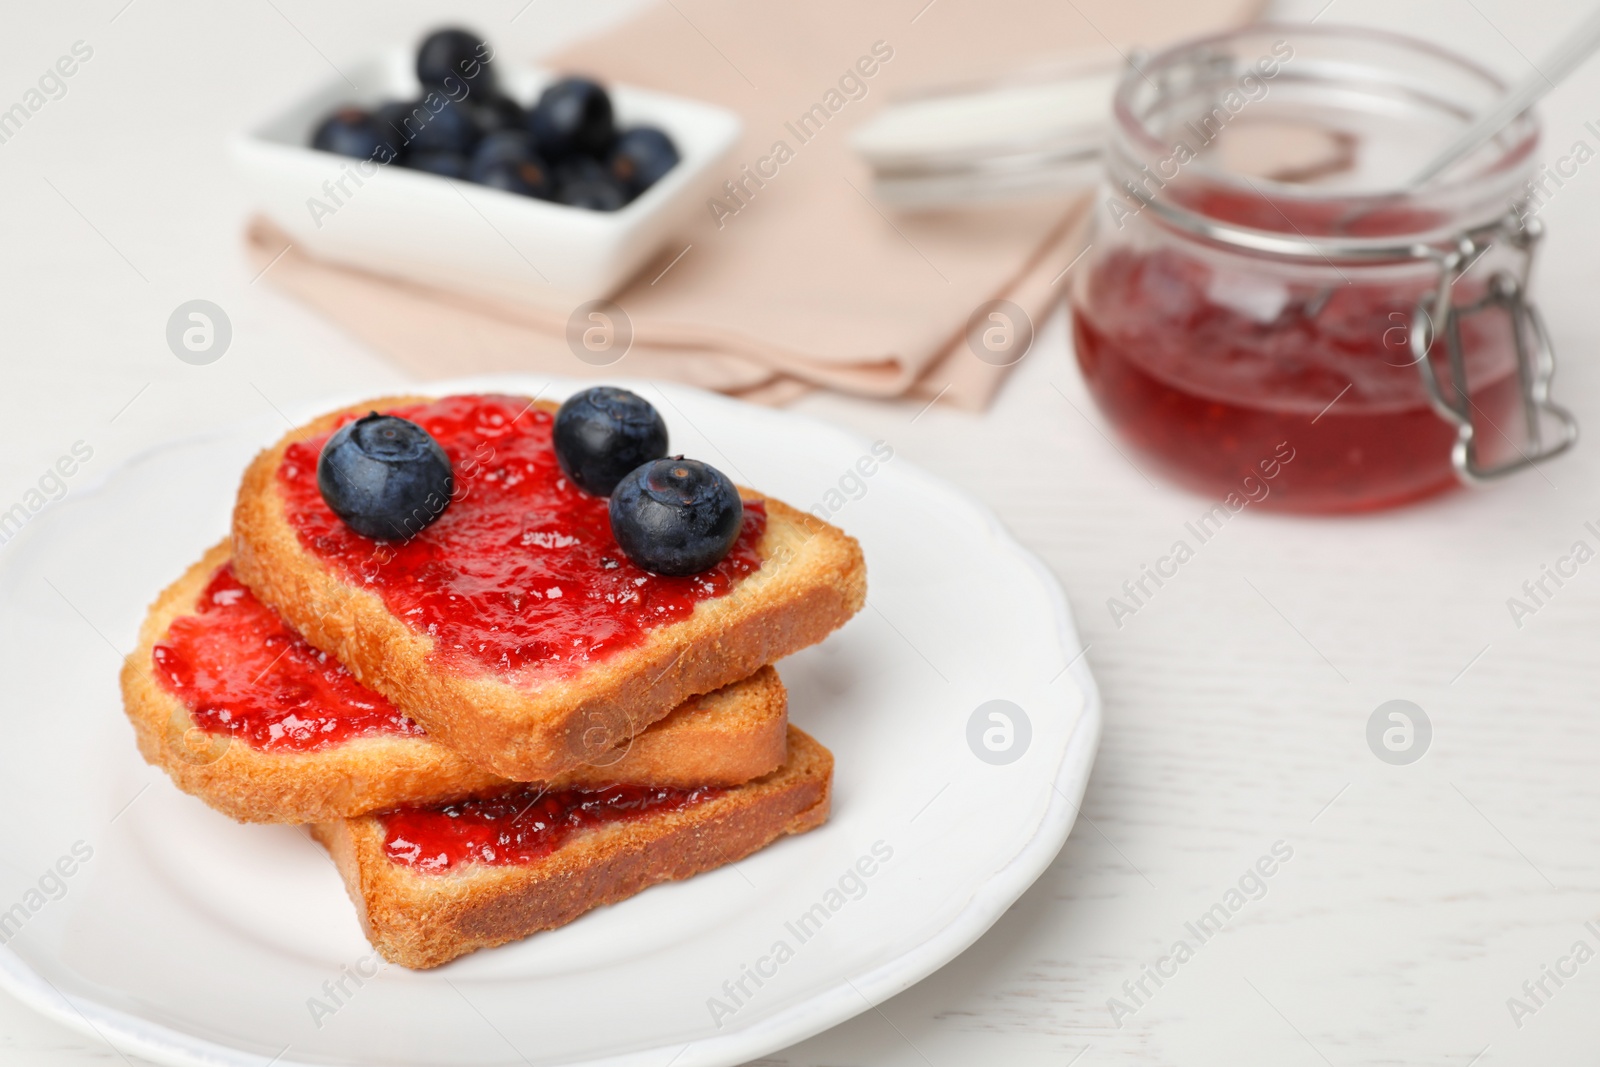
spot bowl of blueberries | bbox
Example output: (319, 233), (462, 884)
(233, 27), (742, 309)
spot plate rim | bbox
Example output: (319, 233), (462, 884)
(0, 374), (1102, 1067)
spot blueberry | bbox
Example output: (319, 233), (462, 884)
(556, 157), (630, 211)
(475, 94), (525, 132)
(311, 107), (387, 160)
(478, 156), (554, 197)
(608, 127), (679, 194)
(554, 387), (668, 496)
(371, 101), (415, 162)
(318, 414), (455, 541)
(526, 77), (615, 160)
(406, 95), (485, 156)
(466, 129), (532, 172)
(609, 459), (743, 576)
(405, 150), (469, 178)
(464, 130), (553, 196)
(416, 28), (495, 100)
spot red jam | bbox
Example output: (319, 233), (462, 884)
(379, 783), (721, 872)
(1167, 185), (1452, 239)
(277, 394), (767, 679)
(152, 565), (423, 752)
(1072, 244), (1523, 512)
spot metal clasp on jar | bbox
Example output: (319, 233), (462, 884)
(1410, 210), (1579, 485)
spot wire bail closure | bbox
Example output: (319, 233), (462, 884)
(1125, 184), (1579, 489)
(1410, 212), (1578, 485)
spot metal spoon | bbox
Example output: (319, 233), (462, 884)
(1408, 4), (1600, 188)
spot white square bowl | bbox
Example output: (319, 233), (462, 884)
(231, 50), (742, 311)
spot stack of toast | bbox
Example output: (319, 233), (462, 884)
(120, 392), (865, 968)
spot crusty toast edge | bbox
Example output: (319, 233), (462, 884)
(231, 394), (865, 781)
(312, 727), (833, 969)
(122, 541), (791, 822)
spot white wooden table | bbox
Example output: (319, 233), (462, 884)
(4, 1), (1598, 1063)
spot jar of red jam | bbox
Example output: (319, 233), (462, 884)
(1071, 25), (1577, 512)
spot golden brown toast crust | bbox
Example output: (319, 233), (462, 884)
(313, 727), (833, 969)
(231, 394), (865, 781)
(121, 542), (789, 823)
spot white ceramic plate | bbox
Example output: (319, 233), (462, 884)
(0, 376), (1099, 1067)
(232, 53), (742, 309)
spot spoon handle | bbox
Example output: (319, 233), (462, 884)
(1409, 5), (1600, 188)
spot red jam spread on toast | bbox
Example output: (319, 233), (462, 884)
(276, 394), (767, 677)
(152, 565), (424, 751)
(379, 783), (722, 872)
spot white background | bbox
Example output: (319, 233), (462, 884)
(3, 0), (1600, 1063)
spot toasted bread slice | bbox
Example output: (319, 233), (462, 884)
(232, 393), (864, 781)
(312, 727), (832, 969)
(122, 541), (789, 823)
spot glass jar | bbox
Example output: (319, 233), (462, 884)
(1070, 25), (1576, 512)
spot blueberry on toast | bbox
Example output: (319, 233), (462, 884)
(231, 394), (865, 781)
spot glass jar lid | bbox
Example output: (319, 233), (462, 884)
(1106, 25), (1541, 262)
